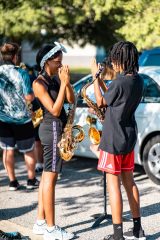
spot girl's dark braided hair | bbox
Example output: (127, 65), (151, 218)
(110, 41), (139, 74)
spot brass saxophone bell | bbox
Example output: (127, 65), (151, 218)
(60, 151), (74, 161)
(58, 124), (85, 161)
(72, 125), (85, 142)
(88, 127), (101, 145)
(58, 93), (85, 162)
(58, 139), (74, 161)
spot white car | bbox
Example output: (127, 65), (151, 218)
(70, 66), (160, 185)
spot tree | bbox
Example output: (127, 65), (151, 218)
(117, 0), (160, 50)
(0, 0), (125, 49)
(0, 0), (160, 50)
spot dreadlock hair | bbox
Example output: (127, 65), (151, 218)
(110, 41), (139, 75)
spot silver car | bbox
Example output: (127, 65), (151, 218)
(70, 66), (160, 185)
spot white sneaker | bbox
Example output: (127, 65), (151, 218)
(43, 225), (74, 240)
(33, 221), (47, 235)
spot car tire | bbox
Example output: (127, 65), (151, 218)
(143, 135), (160, 185)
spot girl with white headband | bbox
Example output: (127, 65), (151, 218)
(32, 42), (75, 240)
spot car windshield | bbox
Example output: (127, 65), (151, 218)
(73, 73), (160, 106)
(142, 54), (160, 66)
(140, 74), (160, 103)
(139, 48), (160, 66)
(74, 76), (92, 93)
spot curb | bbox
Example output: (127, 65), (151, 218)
(0, 220), (42, 240)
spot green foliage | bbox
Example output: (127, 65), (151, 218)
(0, 0), (123, 49)
(70, 67), (90, 74)
(0, 0), (160, 50)
(116, 0), (160, 50)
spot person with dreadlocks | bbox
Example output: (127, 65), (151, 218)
(91, 41), (146, 240)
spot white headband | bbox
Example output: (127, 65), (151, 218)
(40, 41), (67, 69)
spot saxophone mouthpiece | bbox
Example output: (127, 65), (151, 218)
(95, 61), (106, 79)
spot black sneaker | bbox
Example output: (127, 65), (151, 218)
(27, 177), (39, 190)
(0, 230), (22, 239)
(104, 235), (125, 240)
(35, 164), (43, 173)
(9, 180), (20, 191)
(123, 228), (146, 240)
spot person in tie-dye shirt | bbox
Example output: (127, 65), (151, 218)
(0, 42), (39, 191)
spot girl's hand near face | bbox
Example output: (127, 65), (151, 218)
(59, 65), (74, 104)
(58, 65), (70, 86)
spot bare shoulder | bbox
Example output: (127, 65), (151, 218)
(32, 77), (47, 97)
(33, 77), (47, 89)
(33, 77), (43, 86)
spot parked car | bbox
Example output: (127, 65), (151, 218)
(69, 66), (160, 185)
(139, 47), (160, 66)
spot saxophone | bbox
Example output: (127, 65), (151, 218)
(20, 63), (43, 128)
(27, 102), (43, 128)
(32, 108), (43, 128)
(58, 93), (85, 161)
(81, 80), (105, 121)
(81, 64), (105, 145)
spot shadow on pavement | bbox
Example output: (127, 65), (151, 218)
(147, 232), (160, 240)
(122, 201), (160, 219)
(0, 203), (37, 220)
(0, 155), (159, 239)
(65, 217), (112, 234)
(58, 157), (159, 222)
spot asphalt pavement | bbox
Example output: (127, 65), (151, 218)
(0, 153), (160, 240)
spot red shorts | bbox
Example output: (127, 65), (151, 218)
(97, 149), (134, 175)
